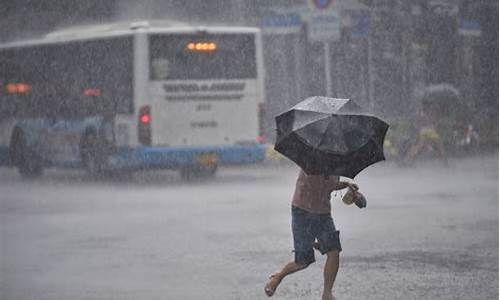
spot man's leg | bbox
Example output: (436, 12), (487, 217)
(265, 261), (308, 297)
(322, 250), (340, 300)
(265, 206), (315, 296)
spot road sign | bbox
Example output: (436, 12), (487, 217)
(307, 10), (340, 42)
(350, 14), (370, 36)
(305, 0), (340, 42)
(260, 12), (302, 34)
(459, 19), (481, 37)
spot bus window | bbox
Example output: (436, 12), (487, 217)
(149, 33), (257, 80)
(0, 37), (134, 119)
(151, 58), (171, 80)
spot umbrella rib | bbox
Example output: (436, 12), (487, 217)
(292, 112), (332, 131)
(275, 112), (333, 146)
(319, 117), (386, 155)
(318, 115), (358, 155)
(316, 116), (338, 152)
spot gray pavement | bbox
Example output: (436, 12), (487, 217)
(0, 154), (498, 300)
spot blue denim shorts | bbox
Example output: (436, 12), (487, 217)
(292, 205), (342, 265)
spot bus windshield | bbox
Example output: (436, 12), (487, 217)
(149, 33), (257, 80)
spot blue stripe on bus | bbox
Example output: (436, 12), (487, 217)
(109, 144), (266, 170)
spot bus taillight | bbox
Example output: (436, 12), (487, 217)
(6, 83), (31, 94)
(258, 102), (266, 143)
(140, 113), (150, 124)
(84, 88), (101, 97)
(138, 105), (151, 145)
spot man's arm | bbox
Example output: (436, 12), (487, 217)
(333, 181), (359, 191)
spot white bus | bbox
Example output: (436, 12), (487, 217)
(0, 21), (266, 178)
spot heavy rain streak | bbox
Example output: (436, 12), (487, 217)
(0, 1), (497, 300)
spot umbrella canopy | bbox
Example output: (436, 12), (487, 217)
(420, 83), (460, 106)
(419, 83), (467, 122)
(274, 97), (389, 178)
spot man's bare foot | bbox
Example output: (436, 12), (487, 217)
(264, 272), (282, 297)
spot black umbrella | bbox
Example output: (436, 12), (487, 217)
(274, 97), (389, 179)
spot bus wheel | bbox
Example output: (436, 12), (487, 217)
(81, 132), (108, 175)
(10, 131), (43, 179)
(180, 164), (217, 180)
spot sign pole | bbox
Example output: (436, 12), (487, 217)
(306, 0), (339, 97)
(324, 41), (332, 97)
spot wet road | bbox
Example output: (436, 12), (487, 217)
(1, 155), (498, 300)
